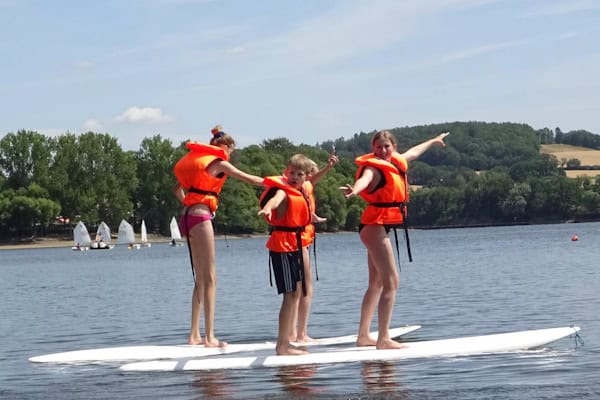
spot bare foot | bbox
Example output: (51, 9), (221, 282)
(188, 336), (204, 345)
(357, 335), (377, 347)
(204, 338), (228, 348)
(294, 334), (314, 343)
(276, 345), (309, 356)
(376, 339), (407, 350)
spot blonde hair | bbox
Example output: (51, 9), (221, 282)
(209, 125), (236, 147)
(288, 154), (315, 174)
(372, 130), (397, 147)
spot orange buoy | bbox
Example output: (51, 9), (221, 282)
(571, 235), (579, 241)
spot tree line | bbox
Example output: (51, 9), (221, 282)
(1, 122), (600, 240)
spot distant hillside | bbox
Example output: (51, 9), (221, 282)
(540, 144), (600, 166)
(320, 121), (540, 171)
(541, 144), (600, 178)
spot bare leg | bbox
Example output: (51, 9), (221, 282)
(359, 225), (406, 350)
(296, 247), (313, 342)
(289, 300), (299, 342)
(356, 251), (382, 346)
(188, 220), (226, 347)
(277, 286), (307, 355)
(188, 284), (204, 345)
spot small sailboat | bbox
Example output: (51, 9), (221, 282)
(169, 216), (184, 247)
(72, 221), (91, 251)
(140, 220), (151, 248)
(91, 221), (114, 250)
(117, 220), (140, 249)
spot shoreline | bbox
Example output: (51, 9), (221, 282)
(2, 219), (597, 251)
(0, 233), (270, 251)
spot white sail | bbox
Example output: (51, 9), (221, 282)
(73, 221), (92, 246)
(170, 217), (182, 241)
(96, 221), (112, 244)
(140, 220), (151, 247)
(117, 220), (136, 245)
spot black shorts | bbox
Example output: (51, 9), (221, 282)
(269, 251), (302, 294)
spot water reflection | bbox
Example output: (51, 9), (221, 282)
(361, 360), (409, 397)
(275, 364), (323, 396)
(191, 370), (234, 399)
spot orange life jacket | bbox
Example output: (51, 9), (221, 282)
(355, 152), (409, 225)
(173, 142), (229, 212)
(303, 181), (316, 243)
(259, 176), (312, 252)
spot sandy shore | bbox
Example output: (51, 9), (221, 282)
(0, 234), (171, 250)
(0, 233), (267, 250)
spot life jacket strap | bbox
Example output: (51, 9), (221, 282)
(183, 208), (201, 305)
(368, 202), (413, 267)
(370, 201), (406, 208)
(312, 227), (318, 281)
(188, 187), (219, 198)
(270, 225), (307, 296)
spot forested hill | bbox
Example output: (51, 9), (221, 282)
(319, 122), (541, 170)
(2, 122), (600, 240)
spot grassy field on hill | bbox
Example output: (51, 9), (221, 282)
(541, 144), (600, 178)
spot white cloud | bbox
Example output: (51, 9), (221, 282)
(82, 118), (103, 131)
(115, 106), (173, 124)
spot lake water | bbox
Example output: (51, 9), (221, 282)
(1, 223), (599, 399)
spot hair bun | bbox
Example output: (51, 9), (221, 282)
(211, 125), (223, 136)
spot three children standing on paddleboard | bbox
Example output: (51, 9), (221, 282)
(173, 126), (449, 355)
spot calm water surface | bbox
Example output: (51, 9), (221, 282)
(1, 223), (599, 399)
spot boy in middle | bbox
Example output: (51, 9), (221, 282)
(289, 153), (338, 343)
(258, 154), (314, 356)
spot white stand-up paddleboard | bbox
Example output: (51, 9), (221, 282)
(29, 325), (421, 364)
(119, 326), (580, 372)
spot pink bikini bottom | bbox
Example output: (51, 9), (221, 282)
(179, 213), (213, 236)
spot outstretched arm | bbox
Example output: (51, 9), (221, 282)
(210, 160), (264, 186)
(310, 154), (339, 184)
(258, 189), (286, 219)
(340, 167), (376, 198)
(399, 132), (450, 162)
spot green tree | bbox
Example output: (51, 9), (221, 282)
(48, 134), (81, 220)
(76, 133), (138, 227)
(566, 158), (582, 169)
(313, 175), (347, 232)
(135, 135), (184, 235)
(0, 130), (52, 189)
(216, 179), (264, 234)
(500, 183), (532, 221)
(0, 184), (60, 238)
(580, 190), (600, 214)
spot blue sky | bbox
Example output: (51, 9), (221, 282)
(1, 0), (599, 150)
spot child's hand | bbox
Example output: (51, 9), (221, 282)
(258, 208), (272, 219)
(328, 154), (339, 167)
(435, 132), (450, 147)
(340, 184), (354, 198)
(312, 213), (327, 223)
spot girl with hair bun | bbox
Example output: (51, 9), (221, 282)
(173, 125), (264, 347)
